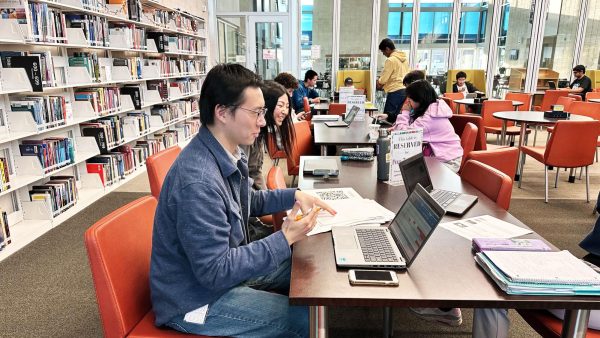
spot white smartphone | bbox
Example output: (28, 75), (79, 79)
(348, 269), (399, 286)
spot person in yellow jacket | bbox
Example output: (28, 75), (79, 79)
(376, 38), (409, 124)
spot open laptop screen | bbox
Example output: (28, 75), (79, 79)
(344, 105), (360, 124)
(388, 185), (444, 266)
(400, 153), (434, 193)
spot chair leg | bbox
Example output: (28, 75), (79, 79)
(596, 148), (598, 162)
(554, 167), (559, 188)
(383, 307), (393, 338)
(533, 126), (538, 147)
(518, 154), (526, 188)
(586, 166), (590, 203)
(496, 134), (499, 145)
(579, 167), (583, 180)
(545, 165), (549, 203)
(291, 175), (297, 187)
(274, 158), (279, 166)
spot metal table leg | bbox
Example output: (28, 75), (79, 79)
(569, 168), (576, 183)
(309, 306), (328, 338)
(321, 145), (327, 156)
(561, 309), (590, 338)
(383, 307), (393, 337)
(500, 120), (508, 146)
(515, 123), (527, 182)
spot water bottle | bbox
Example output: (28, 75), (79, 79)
(376, 129), (391, 181)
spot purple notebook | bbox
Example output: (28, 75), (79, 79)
(472, 238), (552, 252)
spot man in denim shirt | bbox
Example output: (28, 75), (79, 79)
(150, 63), (335, 337)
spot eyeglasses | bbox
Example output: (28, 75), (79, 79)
(235, 106), (267, 121)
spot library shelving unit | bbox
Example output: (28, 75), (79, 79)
(0, 0), (207, 261)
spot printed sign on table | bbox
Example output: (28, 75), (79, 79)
(338, 86), (355, 104)
(388, 129), (423, 185)
(345, 95), (366, 121)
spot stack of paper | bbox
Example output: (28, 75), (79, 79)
(475, 250), (600, 295)
(304, 188), (395, 236)
(439, 215), (532, 240)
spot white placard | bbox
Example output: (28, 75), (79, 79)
(345, 95), (366, 121)
(262, 49), (276, 60)
(311, 45), (321, 59)
(388, 129), (423, 185)
(338, 87), (355, 104)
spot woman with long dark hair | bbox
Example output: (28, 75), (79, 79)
(391, 79), (463, 172)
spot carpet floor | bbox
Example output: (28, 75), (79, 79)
(0, 190), (596, 337)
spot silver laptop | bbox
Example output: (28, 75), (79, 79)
(331, 184), (445, 269)
(325, 105), (360, 127)
(303, 158), (339, 176)
(465, 93), (477, 99)
(399, 153), (477, 216)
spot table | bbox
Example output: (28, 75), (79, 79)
(291, 156), (600, 338)
(313, 118), (376, 155)
(453, 98), (523, 115)
(313, 102), (379, 115)
(493, 111), (593, 181)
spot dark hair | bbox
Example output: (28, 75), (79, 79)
(304, 70), (318, 82)
(403, 70), (425, 86)
(344, 77), (353, 86)
(273, 72), (299, 90)
(378, 38), (395, 51)
(200, 63), (262, 125)
(405, 80), (439, 120)
(456, 71), (467, 80)
(260, 81), (296, 156)
(573, 65), (586, 73)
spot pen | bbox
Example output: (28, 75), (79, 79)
(295, 207), (322, 221)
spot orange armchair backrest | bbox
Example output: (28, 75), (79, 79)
(266, 133), (287, 160)
(586, 92), (600, 101)
(505, 92), (532, 111)
(286, 121), (313, 176)
(544, 120), (600, 167)
(328, 103), (346, 116)
(449, 114), (486, 151)
(266, 166), (287, 231)
(85, 196), (157, 338)
(443, 93), (466, 114)
(568, 93), (582, 101)
(146, 146), (181, 199)
(460, 122), (478, 168)
(482, 100), (515, 129)
(464, 147), (519, 179)
(555, 96), (575, 111)
(461, 160), (513, 211)
(537, 90), (569, 111)
(567, 101), (600, 120)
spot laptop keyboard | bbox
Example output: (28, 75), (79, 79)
(431, 189), (459, 208)
(355, 228), (399, 262)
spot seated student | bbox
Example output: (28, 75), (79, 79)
(376, 70), (425, 123)
(391, 79), (463, 173)
(240, 81), (297, 240)
(344, 77), (354, 87)
(274, 72), (307, 121)
(292, 69), (320, 115)
(561, 64), (592, 101)
(150, 63), (335, 337)
(453, 71), (479, 98)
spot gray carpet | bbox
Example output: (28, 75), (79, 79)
(0, 194), (595, 337)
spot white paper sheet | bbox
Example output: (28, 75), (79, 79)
(439, 215), (532, 241)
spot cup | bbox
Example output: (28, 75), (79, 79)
(368, 124), (380, 139)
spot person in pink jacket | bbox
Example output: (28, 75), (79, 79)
(391, 79), (463, 173)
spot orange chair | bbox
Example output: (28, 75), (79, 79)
(555, 96), (576, 111)
(587, 92), (600, 101)
(481, 100), (530, 146)
(546, 101), (600, 157)
(85, 196), (205, 338)
(518, 120), (600, 202)
(328, 103), (346, 116)
(458, 122), (478, 172)
(443, 93), (467, 114)
(449, 114), (486, 151)
(302, 97), (312, 121)
(568, 93), (582, 102)
(533, 90), (570, 112)
(461, 160), (513, 211)
(146, 146), (181, 199)
(463, 147), (519, 179)
(266, 166), (288, 231)
(286, 121), (314, 185)
(266, 132), (286, 166)
(505, 92), (532, 111)
(518, 310), (600, 338)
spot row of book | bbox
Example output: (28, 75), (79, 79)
(18, 137), (75, 173)
(28, 175), (77, 216)
(109, 23), (146, 49)
(68, 52), (102, 82)
(81, 116), (125, 153)
(0, 157), (10, 192)
(121, 112), (150, 136)
(150, 98), (197, 123)
(148, 33), (200, 54)
(0, 209), (10, 252)
(28, 3), (67, 44)
(0, 51), (59, 91)
(10, 95), (71, 130)
(160, 59), (205, 76)
(112, 56), (143, 79)
(180, 119), (200, 140)
(75, 87), (121, 115)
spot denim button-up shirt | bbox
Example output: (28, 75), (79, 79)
(150, 126), (296, 326)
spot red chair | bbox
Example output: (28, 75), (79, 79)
(568, 93), (582, 102)
(328, 103), (346, 116)
(519, 120), (600, 202)
(146, 146), (181, 199)
(286, 121), (314, 186)
(464, 147), (519, 179)
(302, 97), (312, 121)
(533, 90), (570, 112)
(443, 93), (467, 114)
(458, 122), (478, 173)
(505, 92), (532, 112)
(85, 196), (206, 337)
(266, 166), (288, 231)
(266, 132), (286, 166)
(518, 310), (600, 338)
(461, 160), (513, 210)
(481, 100), (530, 146)
(587, 92), (600, 101)
(555, 96), (576, 111)
(442, 97), (457, 113)
(449, 114), (486, 151)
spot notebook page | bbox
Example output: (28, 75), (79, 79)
(483, 250), (600, 285)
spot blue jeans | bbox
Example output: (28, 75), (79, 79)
(166, 259), (309, 338)
(383, 88), (406, 124)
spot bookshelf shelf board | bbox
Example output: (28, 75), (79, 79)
(0, 219), (53, 262)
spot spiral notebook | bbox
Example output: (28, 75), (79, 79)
(482, 250), (600, 285)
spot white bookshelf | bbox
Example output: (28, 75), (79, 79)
(0, 0), (207, 262)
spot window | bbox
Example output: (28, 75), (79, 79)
(300, 0), (333, 96)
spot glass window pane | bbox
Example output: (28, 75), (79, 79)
(300, 0), (333, 98)
(581, 1), (600, 72)
(538, 0), (581, 86)
(255, 22), (283, 80)
(493, 0), (534, 98)
(217, 0), (288, 12)
(217, 17), (247, 65)
(338, 0), (374, 96)
(418, 1), (453, 90)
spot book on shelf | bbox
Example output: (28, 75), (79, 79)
(0, 0), (26, 24)
(146, 31), (166, 52)
(28, 3), (67, 43)
(146, 80), (167, 100)
(19, 137), (73, 172)
(119, 85), (142, 109)
(0, 157), (10, 192)
(11, 95), (68, 129)
(69, 52), (101, 82)
(86, 162), (106, 186)
(81, 123), (109, 153)
(29, 175), (77, 216)
(0, 52), (43, 91)
(0, 210), (10, 251)
(64, 14), (109, 47)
